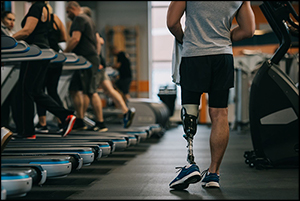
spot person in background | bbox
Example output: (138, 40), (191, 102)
(64, 1), (108, 132)
(111, 46), (133, 102)
(1, 10), (15, 36)
(167, 1), (255, 189)
(12, 1), (76, 139)
(81, 6), (136, 129)
(35, 3), (69, 133)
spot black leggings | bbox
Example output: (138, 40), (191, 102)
(181, 87), (230, 108)
(13, 60), (73, 137)
(36, 62), (63, 117)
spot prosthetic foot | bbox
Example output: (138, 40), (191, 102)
(181, 107), (198, 164)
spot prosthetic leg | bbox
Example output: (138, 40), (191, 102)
(181, 107), (198, 164)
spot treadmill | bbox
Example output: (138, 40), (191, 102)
(68, 130), (139, 146)
(34, 133), (128, 151)
(5, 140), (111, 158)
(2, 146), (95, 166)
(1, 37), (86, 197)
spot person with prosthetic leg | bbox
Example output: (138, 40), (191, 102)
(167, 1), (255, 190)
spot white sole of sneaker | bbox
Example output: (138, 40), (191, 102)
(98, 128), (108, 132)
(169, 171), (201, 188)
(35, 130), (49, 133)
(202, 181), (220, 188)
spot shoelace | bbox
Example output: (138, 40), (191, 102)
(200, 169), (209, 177)
(175, 166), (186, 173)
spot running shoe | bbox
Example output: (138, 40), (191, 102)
(89, 122), (108, 132)
(26, 135), (36, 139)
(1, 127), (13, 152)
(200, 169), (220, 188)
(61, 115), (76, 137)
(123, 107), (136, 128)
(169, 164), (201, 190)
(35, 123), (49, 133)
(72, 118), (88, 131)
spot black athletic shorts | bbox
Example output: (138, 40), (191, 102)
(180, 54), (234, 108)
(180, 54), (234, 92)
(69, 55), (100, 95)
(181, 88), (230, 108)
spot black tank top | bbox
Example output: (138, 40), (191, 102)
(21, 2), (50, 48)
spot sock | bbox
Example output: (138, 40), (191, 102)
(182, 104), (199, 117)
(208, 171), (220, 176)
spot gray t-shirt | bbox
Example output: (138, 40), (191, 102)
(182, 1), (243, 57)
(70, 13), (98, 57)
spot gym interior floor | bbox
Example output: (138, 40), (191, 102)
(12, 124), (298, 200)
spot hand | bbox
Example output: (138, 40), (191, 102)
(98, 64), (104, 70)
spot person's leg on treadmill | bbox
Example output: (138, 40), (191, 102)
(83, 94), (90, 115)
(70, 90), (86, 130)
(102, 79), (128, 114)
(88, 92), (107, 132)
(68, 70), (86, 130)
(45, 63), (64, 129)
(102, 78), (135, 128)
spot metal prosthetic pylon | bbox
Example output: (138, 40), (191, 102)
(183, 133), (195, 164)
(181, 107), (198, 164)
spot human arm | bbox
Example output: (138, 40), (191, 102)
(96, 32), (104, 55)
(63, 30), (81, 53)
(12, 16), (38, 40)
(230, 1), (255, 42)
(54, 14), (67, 43)
(113, 56), (121, 69)
(113, 62), (121, 69)
(166, 1), (186, 44)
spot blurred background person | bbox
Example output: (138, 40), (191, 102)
(35, 3), (69, 133)
(12, 1), (76, 139)
(1, 10), (15, 36)
(111, 46), (133, 102)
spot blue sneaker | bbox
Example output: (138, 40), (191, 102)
(200, 169), (220, 188)
(169, 164), (201, 190)
(123, 108), (136, 128)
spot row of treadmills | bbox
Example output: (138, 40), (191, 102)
(1, 35), (171, 199)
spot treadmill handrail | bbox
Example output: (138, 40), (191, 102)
(72, 55), (88, 65)
(1, 35), (17, 49)
(63, 52), (79, 63)
(50, 52), (67, 63)
(63, 58), (92, 70)
(1, 44), (41, 59)
(1, 46), (57, 62)
(1, 40), (30, 54)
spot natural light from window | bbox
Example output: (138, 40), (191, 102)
(150, 1), (185, 107)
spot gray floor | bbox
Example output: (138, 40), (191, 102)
(14, 124), (299, 200)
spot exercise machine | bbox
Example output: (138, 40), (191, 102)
(2, 146), (95, 166)
(244, 1), (299, 169)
